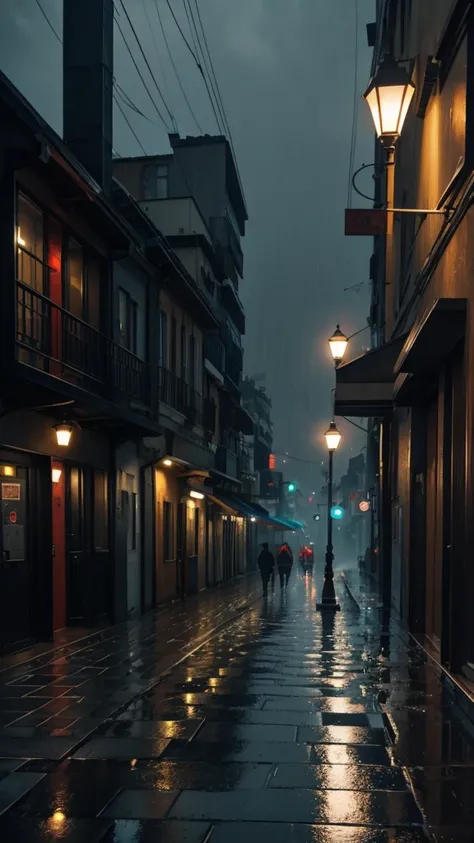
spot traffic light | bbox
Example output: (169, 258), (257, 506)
(287, 482), (296, 493)
(330, 505), (344, 520)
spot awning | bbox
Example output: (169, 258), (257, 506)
(395, 298), (466, 376)
(335, 333), (408, 417)
(186, 484), (304, 531)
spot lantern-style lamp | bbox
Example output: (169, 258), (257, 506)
(328, 325), (348, 365)
(325, 421), (342, 452)
(54, 423), (74, 447)
(364, 54), (415, 147)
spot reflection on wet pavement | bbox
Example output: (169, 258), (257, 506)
(0, 572), (473, 840)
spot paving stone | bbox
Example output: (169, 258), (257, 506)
(73, 738), (170, 761)
(209, 823), (429, 842)
(100, 788), (180, 819)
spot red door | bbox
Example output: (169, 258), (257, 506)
(52, 460), (66, 631)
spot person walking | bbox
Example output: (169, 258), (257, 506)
(257, 542), (275, 596)
(277, 542), (293, 589)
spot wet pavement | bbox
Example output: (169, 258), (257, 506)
(0, 570), (473, 841)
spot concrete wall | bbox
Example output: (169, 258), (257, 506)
(140, 197), (212, 243)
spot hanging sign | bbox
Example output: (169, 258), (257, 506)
(345, 208), (387, 236)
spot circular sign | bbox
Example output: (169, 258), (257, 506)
(330, 505), (344, 520)
(359, 500), (370, 512)
(9, 511), (17, 523)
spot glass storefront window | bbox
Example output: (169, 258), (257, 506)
(16, 193), (45, 292)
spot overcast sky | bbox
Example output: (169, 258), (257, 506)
(1, 0), (375, 498)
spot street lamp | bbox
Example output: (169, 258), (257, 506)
(363, 54), (415, 148)
(328, 325), (348, 366)
(317, 420), (341, 612)
(325, 420), (342, 451)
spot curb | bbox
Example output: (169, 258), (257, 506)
(339, 572), (361, 611)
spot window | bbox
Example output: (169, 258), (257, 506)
(194, 507), (199, 556)
(180, 324), (186, 381)
(65, 238), (84, 318)
(93, 470), (109, 550)
(118, 288), (138, 354)
(188, 334), (196, 388)
(17, 193), (45, 292)
(163, 500), (173, 561)
(143, 163), (168, 200)
(171, 317), (177, 373)
(159, 310), (168, 368)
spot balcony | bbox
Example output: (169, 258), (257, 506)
(210, 214), (244, 279)
(16, 282), (151, 410)
(204, 333), (225, 375)
(139, 196), (212, 244)
(158, 367), (215, 432)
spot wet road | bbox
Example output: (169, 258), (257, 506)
(0, 571), (473, 841)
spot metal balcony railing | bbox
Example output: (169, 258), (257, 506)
(204, 334), (225, 373)
(158, 367), (215, 432)
(16, 281), (150, 406)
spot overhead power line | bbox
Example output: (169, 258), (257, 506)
(115, 15), (172, 132)
(347, 0), (360, 208)
(34, 0), (61, 43)
(152, 0), (203, 133)
(165, 0), (222, 133)
(116, 0), (175, 132)
(113, 93), (148, 155)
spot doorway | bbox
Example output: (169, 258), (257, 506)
(66, 465), (88, 624)
(0, 465), (30, 651)
(425, 397), (442, 649)
(52, 460), (66, 631)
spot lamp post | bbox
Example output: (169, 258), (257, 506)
(317, 421), (342, 612)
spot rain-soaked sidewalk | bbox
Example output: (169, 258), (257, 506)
(0, 570), (473, 841)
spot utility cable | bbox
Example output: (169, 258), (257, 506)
(165, 0), (223, 133)
(116, 0), (175, 131)
(114, 80), (162, 127)
(113, 93), (148, 155)
(347, 0), (359, 208)
(34, 0), (61, 43)
(185, 0), (226, 133)
(153, 0), (203, 133)
(190, 0), (245, 197)
(115, 16), (172, 131)
(139, 0), (177, 131)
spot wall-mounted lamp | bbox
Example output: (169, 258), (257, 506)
(364, 54), (415, 147)
(0, 464), (16, 477)
(52, 468), (62, 484)
(163, 459), (173, 467)
(190, 490), (204, 500)
(54, 422), (74, 447)
(250, 516), (256, 522)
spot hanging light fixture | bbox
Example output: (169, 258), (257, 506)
(325, 421), (342, 452)
(328, 325), (348, 365)
(364, 54), (415, 146)
(52, 468), (62, 483)
(53, 422), (74, 447)
(190, 490), (204, 500)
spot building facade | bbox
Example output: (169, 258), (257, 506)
(336, 0), (474, 683)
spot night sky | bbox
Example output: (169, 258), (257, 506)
(1, 0), (375, 498)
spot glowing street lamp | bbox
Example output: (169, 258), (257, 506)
(317, 420), (342, 612)
(328, 325), (348, 366)
(325, 421), (342, 452)
(364, 54), (415, 148)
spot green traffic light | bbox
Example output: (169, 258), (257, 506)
(288, 483), (296, 492)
